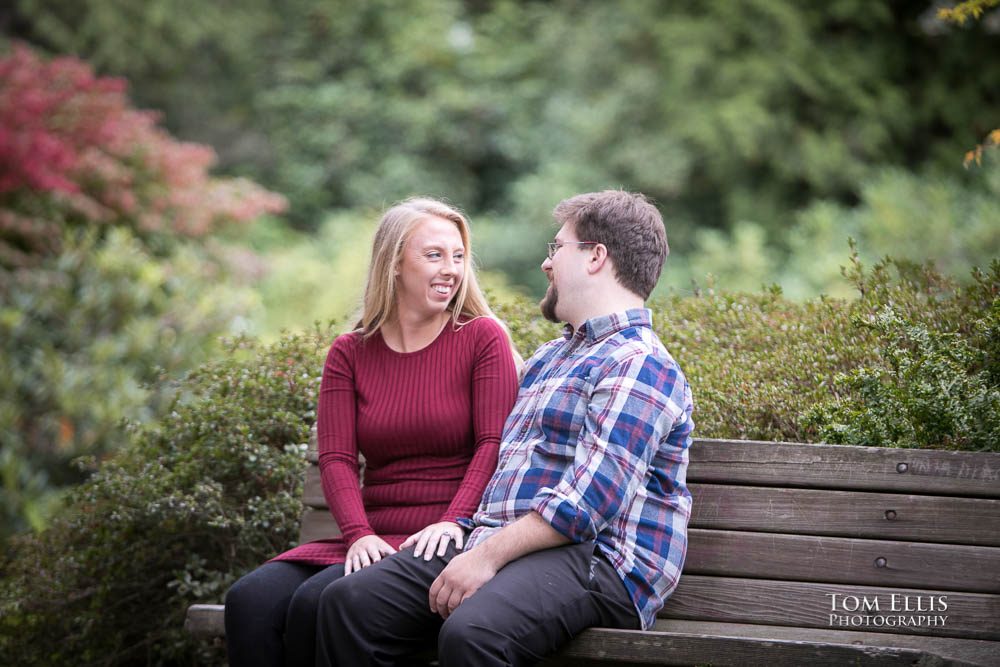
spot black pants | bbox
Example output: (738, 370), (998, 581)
(316, 541), (639, 667)
(225, 561), (346, 667)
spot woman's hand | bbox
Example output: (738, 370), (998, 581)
(344, 535), (397, 575)
(400, 522), (464, 561)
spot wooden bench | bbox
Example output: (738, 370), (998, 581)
(187, 433), (1000, 665)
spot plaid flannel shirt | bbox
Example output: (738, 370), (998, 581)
(460, 308), (693, 629)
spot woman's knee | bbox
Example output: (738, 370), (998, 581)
(226, 562), (305, 626)
(284, 567), (343, 667)
(286, 565), (342, 625)
(286, 584), (321, 627)
(225, 569), (267, 620)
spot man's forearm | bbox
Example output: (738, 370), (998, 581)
(475, 510), (572, 570)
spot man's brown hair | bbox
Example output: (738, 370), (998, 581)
(553, 190), (669, 299)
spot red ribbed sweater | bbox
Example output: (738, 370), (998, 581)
(272, 316), (518, 565)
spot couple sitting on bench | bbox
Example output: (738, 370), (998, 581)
(225, 190), (694, 667)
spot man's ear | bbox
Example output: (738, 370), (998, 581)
(587, 243), (609, 275)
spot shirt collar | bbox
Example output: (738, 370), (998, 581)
(562, 308), (652, 345)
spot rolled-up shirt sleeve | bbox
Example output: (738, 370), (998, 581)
(530, 351), (683, 542)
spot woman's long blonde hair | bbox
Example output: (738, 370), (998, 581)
(355, 197), (520, 363)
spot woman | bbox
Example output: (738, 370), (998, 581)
(225, 198), (519, 666)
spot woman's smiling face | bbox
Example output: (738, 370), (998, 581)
(395, 215), (466, 319)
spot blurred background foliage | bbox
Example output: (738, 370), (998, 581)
(4, 0), (998, 300)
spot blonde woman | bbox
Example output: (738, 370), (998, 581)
(225, 198), (519, 666)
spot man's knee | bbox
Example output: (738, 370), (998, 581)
(438, 615), (479, 657)
(438, 609), (505, 664)
(317, 574), (366, 625)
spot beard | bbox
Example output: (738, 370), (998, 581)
(540, 283), (560, 323)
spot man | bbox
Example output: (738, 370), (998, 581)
(317, 190), (694, 666)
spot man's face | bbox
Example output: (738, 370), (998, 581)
(539, 222), (586, 323)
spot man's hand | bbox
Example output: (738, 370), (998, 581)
(427, 512), (570, 618)
(428, 549), (498, 619)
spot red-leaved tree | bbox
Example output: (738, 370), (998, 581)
(0, 42), (286, 268)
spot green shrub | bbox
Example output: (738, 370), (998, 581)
(492, 292), (562, 359)
(803, 260), (999, 450)
(0, 327), (331, 666)
(651, 286), (873, 442)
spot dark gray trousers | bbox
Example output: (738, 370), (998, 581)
(316, 540), (640, 667)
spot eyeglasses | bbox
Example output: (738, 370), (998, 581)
(546, 241), (598, 259)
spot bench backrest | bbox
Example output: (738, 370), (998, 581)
(300, 433), (1000, 643)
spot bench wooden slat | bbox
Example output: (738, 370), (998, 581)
(299, 507), (341, 544)
(303, 465), (324, 508)
(688, 440), (1000, 498)
(661, 575), (1000, 641)
(648, 620), (1000, 667)
(542, 627), (957, 667)
(685, 529), (1000, 593)
(185, 604), (225, 639)
(306, 439), (1000, 498)
(548, 622), (996, 666)
(690, 484), (1000, 546)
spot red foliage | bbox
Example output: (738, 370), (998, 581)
(0, 43), (286, 265)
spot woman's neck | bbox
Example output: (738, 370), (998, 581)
(380, 309), (451, 353)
